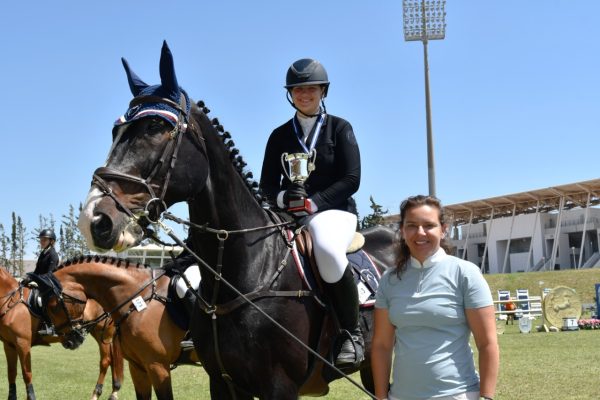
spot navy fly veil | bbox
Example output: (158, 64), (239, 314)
(114, 41), (191, 129)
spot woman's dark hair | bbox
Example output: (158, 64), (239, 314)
(394, 195), (452, 277)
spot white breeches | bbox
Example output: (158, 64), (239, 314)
(305, 209), (357, 283)
(175, 264), (201, 298)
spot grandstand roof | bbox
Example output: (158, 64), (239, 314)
(444, 178), (600, 225)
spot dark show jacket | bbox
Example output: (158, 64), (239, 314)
(260, 114), (361, 213)
(33, 246), (59, 275)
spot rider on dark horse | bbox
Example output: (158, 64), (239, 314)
(259, 58), (364, 367)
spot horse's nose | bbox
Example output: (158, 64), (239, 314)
(91, 212), (116, 249)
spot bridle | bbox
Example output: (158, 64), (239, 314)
(91, 94), (195, 225)
(48, 268), (167, 348)
(45, 281), (91, 348)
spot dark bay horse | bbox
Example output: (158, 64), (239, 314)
(44, 256), (199, 400)
(0, 266), (123, 400)
(77, 41), (396, 399)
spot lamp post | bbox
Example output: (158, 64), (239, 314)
(402, 0), (446, 197)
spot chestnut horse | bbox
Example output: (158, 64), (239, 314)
(43, 256), (199, 400)
(77, 41), (396, 399)
(0, 266), (123, 400)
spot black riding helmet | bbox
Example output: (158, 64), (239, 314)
(285, 58), (330, 96)
(285, 58), (330, 117)
(38, 229), (56, 242)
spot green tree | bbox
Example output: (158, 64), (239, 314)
(10, 212), (17, 275)
(360, 196), (389, 229)
(0, 224), (10, 271)
(61, 204), (87, 259)
(16, 216), (26, 276)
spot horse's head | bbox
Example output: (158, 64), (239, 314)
(79, 41), (210, 252)
(41, 274), (89, 349)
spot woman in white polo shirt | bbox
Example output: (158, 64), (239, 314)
(372, 195), (499, 400)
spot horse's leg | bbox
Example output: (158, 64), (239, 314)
(208, 377), (253, 400)
(259, 369), (302, 400)
(14, 339), (35, 400)
(90, 340), (111, 400)
(109, 340), (124, 400)
(146, 363), (174, 400)
(3, 343), (18, 400)
(128, 362), (152, 400)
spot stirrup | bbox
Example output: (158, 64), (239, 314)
(335, 331), (364, 366)
(37, 327), (57, 337)
(180, 340), (194, 350)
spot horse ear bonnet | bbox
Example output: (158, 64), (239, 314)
(114, 40), (191, 129)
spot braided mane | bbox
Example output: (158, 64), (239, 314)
(57, 255), (149, 270)
(196, 100), (265, 205)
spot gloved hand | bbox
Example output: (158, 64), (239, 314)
(283, 182), (308, 207)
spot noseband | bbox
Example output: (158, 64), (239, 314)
(46, 283), (90, 344)
(92, 95), (190, 224)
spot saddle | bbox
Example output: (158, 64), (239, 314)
(294, 229), (379, 304)
(22, 272), (61, 322)
(293, 228), (381, 395)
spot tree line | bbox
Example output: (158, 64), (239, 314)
(0, 203), (89, 277)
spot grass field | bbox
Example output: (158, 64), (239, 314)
(2, 269), (600, 399)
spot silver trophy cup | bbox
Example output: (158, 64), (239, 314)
(280, 151), (316, 216)
(280, 151), (316, 183)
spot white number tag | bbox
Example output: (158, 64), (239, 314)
(132, 296), (147, 312)
(357, 281), (371, 303)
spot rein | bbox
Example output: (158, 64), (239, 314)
(155, 213), (375, 399)
(50, 269), (167, 337)
(80, 268), (167, 331)
(0, 287), (25, 319)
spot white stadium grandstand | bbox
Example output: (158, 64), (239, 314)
(384, 178), (600, 274)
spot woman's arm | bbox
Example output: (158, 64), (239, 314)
(466, 305), (499, 399)
(371, 307), (395, 399)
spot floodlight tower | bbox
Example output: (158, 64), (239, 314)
(402, 0), (446, 197)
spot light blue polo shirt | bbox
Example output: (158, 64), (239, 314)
(375, 248), (493, 400)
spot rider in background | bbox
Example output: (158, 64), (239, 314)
(259, 58), (363, 367)
(33, 229), (59, 275)
(23, 229), (60, 336)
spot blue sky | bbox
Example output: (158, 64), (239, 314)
(1, 1), (599, 258)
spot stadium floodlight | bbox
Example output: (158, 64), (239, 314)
(403, 0), (447, 42)
(402, 0), (446, 197)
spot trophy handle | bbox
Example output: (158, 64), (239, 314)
(307, 149), (317, 174)
(280, 152), (292, 182)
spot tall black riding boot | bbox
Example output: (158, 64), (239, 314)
(326, 266), (364, 367)
(180, 289), (197, 349)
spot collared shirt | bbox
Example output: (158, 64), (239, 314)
(375, 249), (493, 400)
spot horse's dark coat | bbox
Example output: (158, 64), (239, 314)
(82, 42), (396, 399)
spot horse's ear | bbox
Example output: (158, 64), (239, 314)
(159, 40), (180, 101)
(121, 57), (148, 97)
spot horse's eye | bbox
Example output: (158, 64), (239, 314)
(148, 118), (168, 133)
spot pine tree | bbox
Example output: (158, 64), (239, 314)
(75, 203), (89, 255)
(10, 212), (17, 275)
(16, 216), (26, 276)
(360, 196), (389, 229)
(0, 224), (10, 271)
(61, 204), (87, 259)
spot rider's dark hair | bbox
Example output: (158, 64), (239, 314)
(394, 195), (453, 278)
